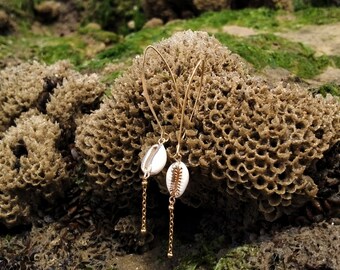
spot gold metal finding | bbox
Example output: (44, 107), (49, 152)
(141, 174), (149, 233)
(140, 44), (206, 258)
(167, 196), (176, 258)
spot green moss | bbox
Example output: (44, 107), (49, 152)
(292, 7), (340, 26)
(215, 33), (330, 78)
(185, 8), (279, 31)
(102, 70), (123, 86)
(78, 26), (120, 44)
(36, 43), (83, 65)
(214, 245), (258, 270)
(330, 55), (340, 69)
(312, 83), (340, 97)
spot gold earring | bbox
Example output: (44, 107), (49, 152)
(166, 58), (206, 258)
(140, 46), (179, 234)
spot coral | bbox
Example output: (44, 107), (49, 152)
(0, 114), (67, 226)
(0, 61), (71, 138)
(254, 221), (340, 269)
(0, 60), (105, 136)
(0, 190), (30, 227)
(0, 60), (105, 227)
(193, 0), (231, 12)
(76, 30), (339, 221)
(46, 73), (105, 130)
(114, 215), (154, 252)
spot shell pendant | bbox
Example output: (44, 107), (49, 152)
(141, 143), (167, 176)
(166, 161), (189, 198)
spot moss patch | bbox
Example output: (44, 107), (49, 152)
(1, 7), (340, 82)
(312, 83), (340, 97)
(214, 245), (258, 270)
(215, 33), (330, 78)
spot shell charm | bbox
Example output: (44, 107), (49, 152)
(166, 161), (189, 198)
(141, 143), (167, 175)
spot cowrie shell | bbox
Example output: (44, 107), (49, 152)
(141, 144), (167, 175)
(166, 161), (189, 198)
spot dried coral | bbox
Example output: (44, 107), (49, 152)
(0, 61), (71, 138)
(46, 73), (104, 130)
(254, 221), (340, 269)
(0, 60), (105, 227)
(76, 30), (339, 222)
(115, 215), (154, 252)
(0, 190), (31, 227)
(0, 114), (67, 226)
(193, 0), (231, 12)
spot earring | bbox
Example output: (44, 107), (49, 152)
(140, 46), (179, 234)
(166, 59), (206, 258)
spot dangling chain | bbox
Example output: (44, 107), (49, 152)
(140, 45), (206, 258)
(141, 172), (150, 233)
(167, 196), (176, 257)
(140, 45), (176, 235)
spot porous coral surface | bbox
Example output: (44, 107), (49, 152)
(254, 221), (340, 269)
(0, 114), (67, 226)
(76, 30), (340, 221)
(0, 61), (71, 138)
(0, 60), (105, 227)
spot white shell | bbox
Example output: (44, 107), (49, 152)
(166, 161), (189, 198)
(141, 144), (167, 176)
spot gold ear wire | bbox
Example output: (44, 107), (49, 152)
(140, 46), (180, 234)
(175, 58), (205, 160)
(142, 45), (180, 137)
(167, 58), (206, 258)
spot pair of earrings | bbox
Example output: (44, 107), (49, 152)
(140, 45), (205, 258)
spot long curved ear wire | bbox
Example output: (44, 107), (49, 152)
(166, 58), (206, 258)
(140, 45), (179, 234)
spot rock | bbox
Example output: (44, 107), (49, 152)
(34, 1), (62, 22)
(84, 22), (102, 31)
(0, 10), (12, 34)
(143, 18), (164, 29)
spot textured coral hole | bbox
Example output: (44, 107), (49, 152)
(266, 182), (276, 191)
(285, 115), (293, 125)
(210, 112), (220, 123)
(80, 97), (102, 114)
(217, 139), (225, 149)
(248, 99), (256, 110)
(229, 157), (239, 167)
(315, 128), (324, 139)
(216, 101), (225, 110)
(295, 121), (305, 130)
(256, 148), (266, 156)
(11, 139), (28, 170)
(269, 138), (279, 148)
(224, 145), (233, 156)
(223, 127), (231, 136)
(245, 162), (254, 171)
(255, 159), (266, 169)
(228, 170), (238, 180)
(164, 111), (174, 121)
(256, 177), (266, 188)
(269, 193), (281, 206)
(37, 75), (63, 113)
(213, 129), (223, 140)
(278, 171), (287, 181)
(250, 131), (260, 141)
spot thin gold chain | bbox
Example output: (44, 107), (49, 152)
(167, 196), (176, 258)
(141, 174), (149, 233)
